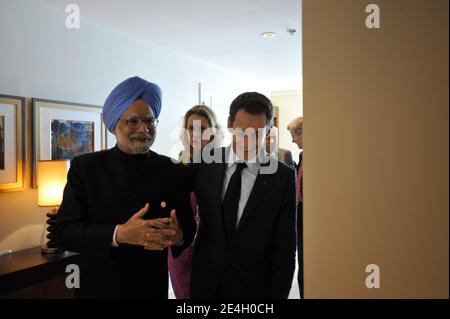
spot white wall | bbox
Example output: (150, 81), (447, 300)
(0, 0), (263, 252)
(270, 90), (303, 162)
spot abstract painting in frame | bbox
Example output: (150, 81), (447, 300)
(33, 98), (105, 187)
(0, 94), (25, 191)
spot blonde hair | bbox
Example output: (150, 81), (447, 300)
(287, 117), (303, 135)
(180, 105), (224, 163)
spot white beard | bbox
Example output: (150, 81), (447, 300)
(129, 138), (152, 154)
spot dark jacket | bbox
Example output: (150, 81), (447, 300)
(54, 146), (196, 298)
(186, 147), (296, 298)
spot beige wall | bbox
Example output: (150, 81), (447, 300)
(303, 0), (448, 298)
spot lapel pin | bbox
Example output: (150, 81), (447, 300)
(160, 201), (167, 208)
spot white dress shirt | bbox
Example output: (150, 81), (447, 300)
(221, 146), (262, 229)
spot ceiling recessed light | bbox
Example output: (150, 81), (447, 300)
(261, 32), (276, 38)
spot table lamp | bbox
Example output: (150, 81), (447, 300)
(37, 160), (70, 254)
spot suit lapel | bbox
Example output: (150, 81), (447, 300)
(210, 161), (226, 215)
(209, 148), (228, 241)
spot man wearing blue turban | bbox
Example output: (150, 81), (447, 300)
(54, 76), (196, 298)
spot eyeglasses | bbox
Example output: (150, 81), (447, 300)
(119, 117), (159, 129)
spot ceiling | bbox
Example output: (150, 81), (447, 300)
(40, 0), (302, 81)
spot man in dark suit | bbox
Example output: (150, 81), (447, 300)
(187, 92), (297, 299)
(288, 116), (304, 299)
(53, 77), (196, 298)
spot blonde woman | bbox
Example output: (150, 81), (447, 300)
(168, 105), (223, 299)
(179, 105), (224, 164)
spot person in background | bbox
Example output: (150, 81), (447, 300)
(168, 104), (223, 299)
(53, 76), (196, 298)
(265, 126), (295, 169)
(287, 116), (304, 299)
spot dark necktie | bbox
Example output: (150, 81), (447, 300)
(222, 162), (247, 240)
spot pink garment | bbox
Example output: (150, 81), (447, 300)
(168, 192), (198, 299)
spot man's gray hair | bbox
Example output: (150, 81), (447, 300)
(287, 117), (303, 135)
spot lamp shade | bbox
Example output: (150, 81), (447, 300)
(37, 160), (70, 207)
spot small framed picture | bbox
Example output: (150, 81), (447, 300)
(32, 98), (106, 187)
(0, 94), (26, 191)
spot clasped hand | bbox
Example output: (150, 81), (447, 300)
(116, 203), (183, 250)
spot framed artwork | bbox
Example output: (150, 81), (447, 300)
(32, 98), (105, 187)
(0, 95), (26, 191)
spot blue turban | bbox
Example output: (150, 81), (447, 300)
(103, 76), (162, 133)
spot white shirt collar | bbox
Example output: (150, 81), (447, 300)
(226, 145), (263, 175)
